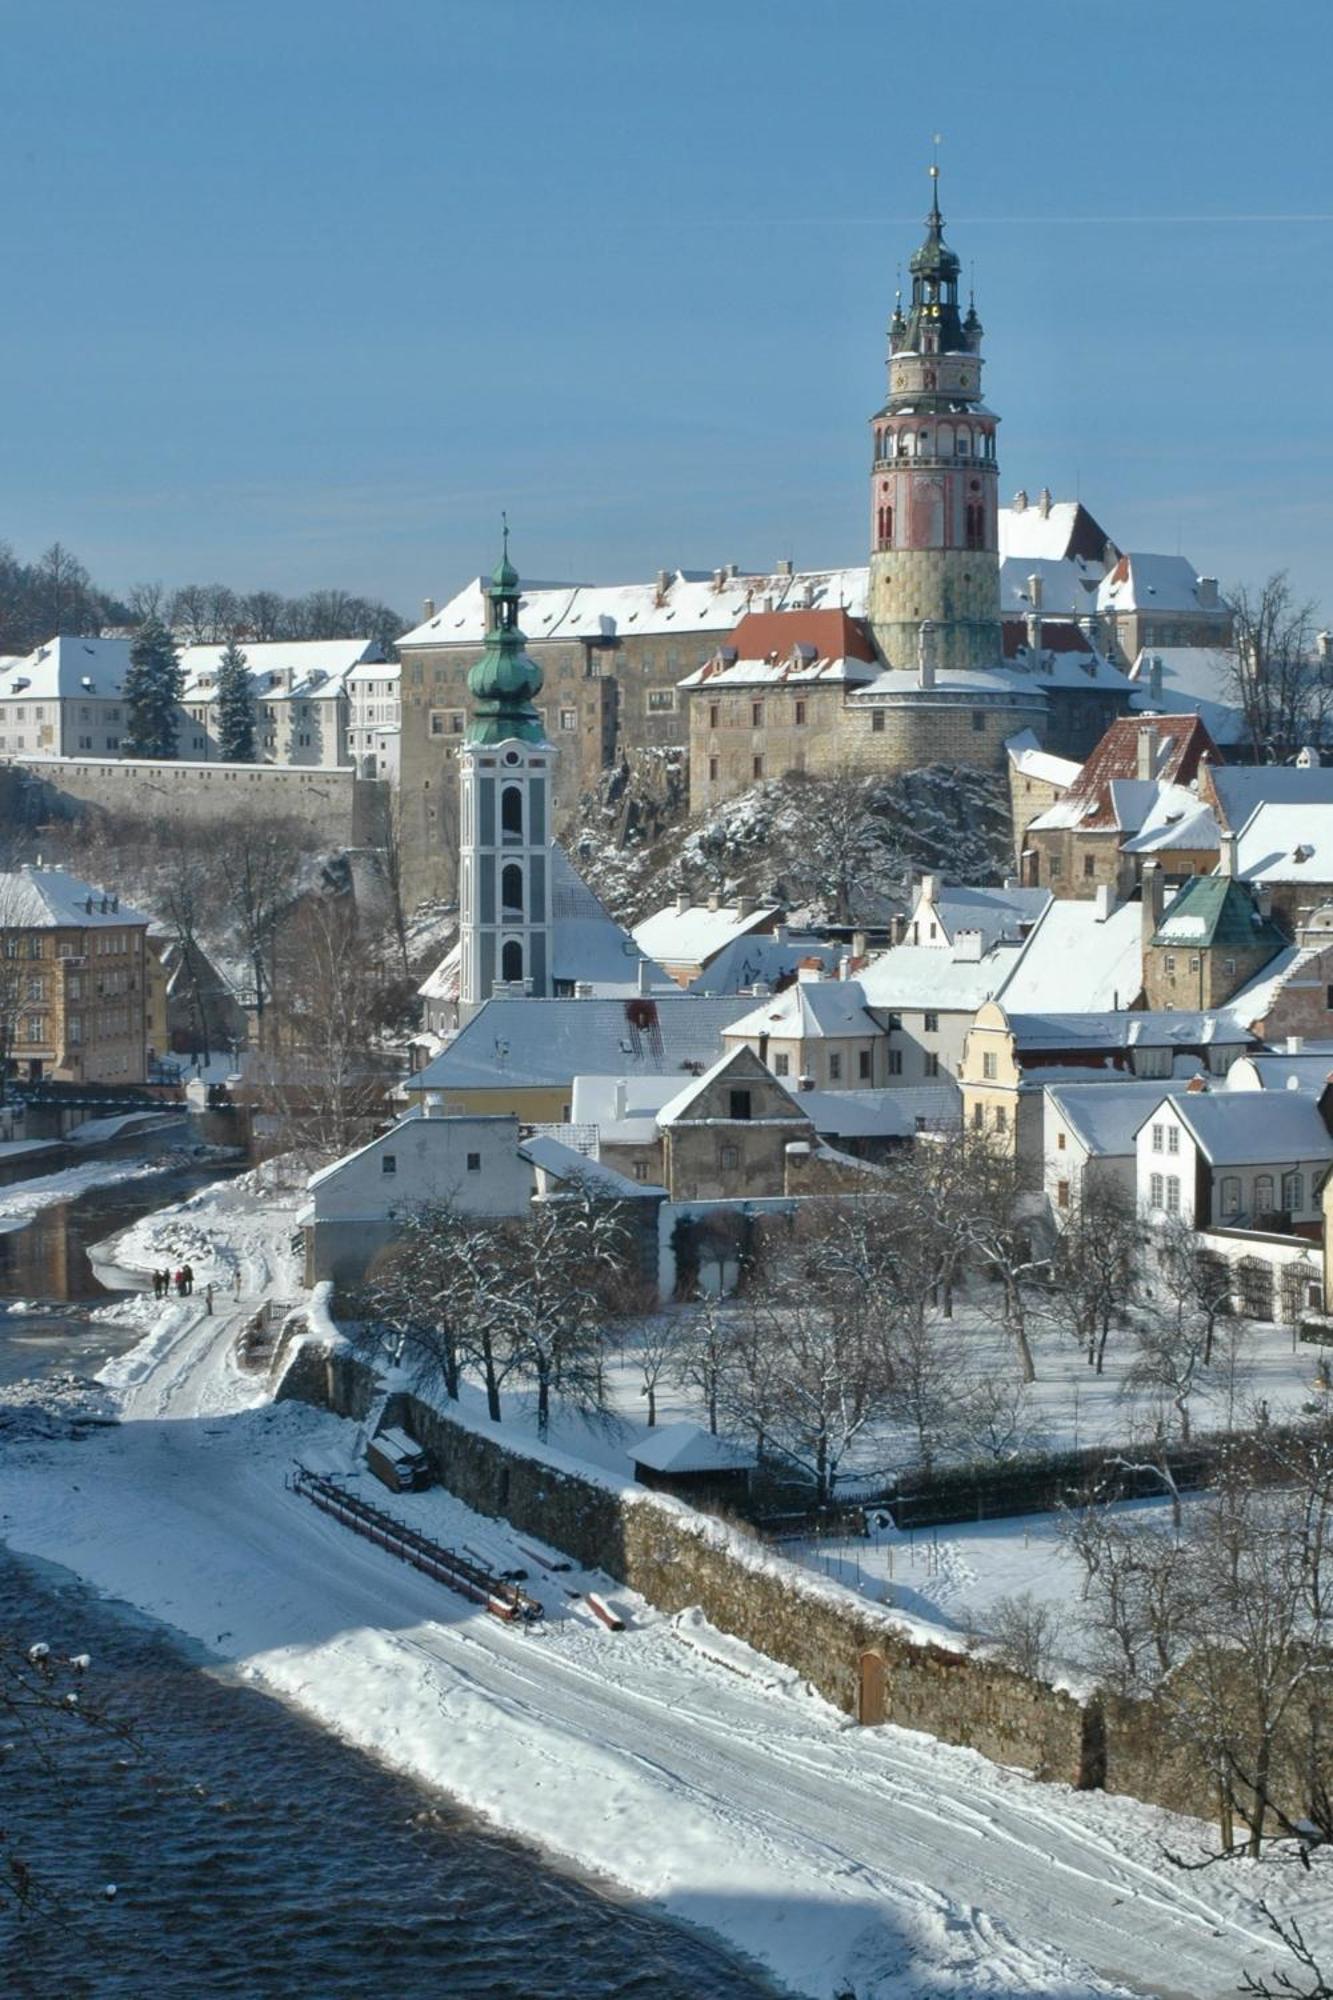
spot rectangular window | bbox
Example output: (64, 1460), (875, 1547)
(752, 755), (764, 780)
(993, 1102), (1007, 1131)
(1150, 1172), (1164, 1207)
(1048, 854), (1062, 879)
(871, 710), (885, 734)
(773, 1052), (790, 1076)
(728, 1088), (752, 1120)
(971, 710), (986, 733)
(1056, 1131), (1066, 1151)
(1167, 1126), (1179, 1155)
(1057, 1179), (1070, 1209)
(560, 708), (578, 730)
(1164, 955), (1176, 973)
(888, 1048), (903, 1076)
(708, 756), (719, 781)
(647, 689), (676, 713)
(923, 1012), (938, 1033)
(381, 1154), (397, 1175)
(794, 700), (806, 726)
(68, 1016), (81, 1044)
(1282, 1170), (1304, 1212)
(466, 1152), (481, 1172)
(1151, 1123), (1164, 1153)
(858, 1049), (871, 1080)
(1082, 854), (1096, 879)
(1189, 955), (1200, 972)
(633, 1161), (649, 1181)
(720, 1144), (739, 1172)
(1165, 1176), (1181, 1216)
(972, 1103), (984, 1130)
(708, 703), (720, 729)
(926, 1053), (941, 1078)
(751, 702), (763, 728)
(982, 1051), (997, 1080)
(828, 1053), (842, 1082)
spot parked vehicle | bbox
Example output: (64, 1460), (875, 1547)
(366, 1426), (432, 1494)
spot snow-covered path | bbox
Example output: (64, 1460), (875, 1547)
(2, 1308), (1322, 1998)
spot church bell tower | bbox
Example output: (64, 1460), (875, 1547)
(867, 164), (1002, 674)
(457, 530), (555, 1023)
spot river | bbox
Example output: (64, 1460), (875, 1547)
(0, 1160), (781, 1998)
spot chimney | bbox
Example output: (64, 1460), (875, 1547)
(1038, 487), (1053, 518)
(1287, 1035), (1305, 1056)
(675, 890), (690, 915)
(707, 891), (721, 913)
(1297, 745), (1321, 769)
(1141, 859), (1165, 947)
(776, 557), (793, 577)
(1093, 883), (1115, 923)
(735, 894), (755, 918)
(656, 569), (671, 596)
(1027, 572), (1044, 611)
(1003, 875), (1019, 891)
(574, 981), (594, 999)
(1012, 488), (1028, 513)
(852, 930), (867, 959)
(1149, 654), (1164, 704)
(953, 929), (983, 962)
(1186, 1073), (1208, 1093)
(422, 1092), (443, 1119)
(917, 620), (936, 690)
(1197, 576), (1219, 610)
(422, 596), (436, 621)
(637, 958), (650, 994)
(796, 963), (821, 983)
(1135, 724), (1156, 781)
(1220, 832), (1238, 878)
(712, 568), (726, 591)
(614, 1078), (629, 1121)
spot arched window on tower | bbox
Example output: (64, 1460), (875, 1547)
(876, 504), (893, 550)
(501, 863), (524, 915)
(965, 503), (985, 551)
(501, 939), (524, 984)
(501, 785), (523, 842)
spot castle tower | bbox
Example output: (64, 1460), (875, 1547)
(867, 164), (1002, 674)
(457, 531), (555, 1022)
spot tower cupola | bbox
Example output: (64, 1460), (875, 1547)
(466, 523), (545, 745)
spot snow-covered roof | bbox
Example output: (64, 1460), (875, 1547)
(848, 666), (1045, 703)
(179, 639), (379, 703)
(628, 1420), (754, 1475)
(720, 978), (881, 1043)
(1127, 646), (1244, 747)
(1119, 784), (1220, 855)
(633, 900), (779, 970)
(408, 996), (756, 1093)
(858, 941), (1022, 1013)
(0, 636), (131, 701)
(1045, 1079), (1192, 1157)
(1005, 729), (1082, 791)
(686, 930), (840, 996)
(0, 864), (149, 931)
(402, 567), (872, 651)
(346, 658), (401, 686)
(800, 1083), (961, 1137)
(519, 1132), (665, 1198)
(998, 498), (1114, 566)
(570, 1072), (686, 1145)
(995, 898), (1143, 1015)
(1161, 1091), (1333, 1167)
(678, 654), (877, 691)
(1007, 1009), (1244, 1052)
(1221, 945), (1315, 1033)
(1225, 1052), (1333, 1096)
(1097, 554), (1224, 616)
(1235, 803), (1333, 885)
(1210, 764), (1333, 830)
(920, 883), (1052, 952)
(1000, 556), (1104, 618)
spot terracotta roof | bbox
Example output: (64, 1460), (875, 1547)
(1053, 713), (1219, 832)
(1001, 619), (1096, 657)
(727, 607), (877, 665)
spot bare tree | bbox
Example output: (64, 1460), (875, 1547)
(631, 1312), (685, 1427)
(1124, 1302), (1212, 1443)
(773, 766), (908, 925)
(1241, 1903), (1333, 1999)
(1045, 1174), (1141, 1374)
(1227, 572), (1327, 763)
(672, 1290), (742, 1434)
(498, 1181), (637, 1437)
(987, 1591), (1060, 1679)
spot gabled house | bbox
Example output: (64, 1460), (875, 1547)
(1135, 1090), (1333, 1237)
(1043, 1078), (1187, 1221)
(1234, 801), (1333, 935)
(656, 1043), (815, 1201)
(1023, 713), (1219, 897)
(720, 972), (888, 1089)
(1142, 857), (1287, 1010)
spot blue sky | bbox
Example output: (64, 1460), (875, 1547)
(4, 0), (1330, 617)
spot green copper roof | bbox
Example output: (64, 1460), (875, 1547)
(1152, 875), (1287, 954)
(467, 529), (545, 745)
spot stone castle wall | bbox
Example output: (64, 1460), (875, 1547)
(867, 548), (1001, 672)
(12, 755), (386, 848)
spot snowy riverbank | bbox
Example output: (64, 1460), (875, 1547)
(2, 1285), (1329, 1999)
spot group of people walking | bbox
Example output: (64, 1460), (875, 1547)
(153, 1266), (195, 1299)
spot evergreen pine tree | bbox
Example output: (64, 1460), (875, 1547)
(122, 616), (183, 759)
(214, 638), (256, 762)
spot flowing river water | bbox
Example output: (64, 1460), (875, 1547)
(0, 1164), (781, 1999)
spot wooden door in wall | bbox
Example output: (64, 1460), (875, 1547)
(858, 1648), (886, 1726)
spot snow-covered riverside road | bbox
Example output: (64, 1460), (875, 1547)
(2, 1301), (1325, 2000)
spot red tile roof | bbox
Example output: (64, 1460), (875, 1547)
(1060, 713), (1219, 830)
(729, 608), (877, 665)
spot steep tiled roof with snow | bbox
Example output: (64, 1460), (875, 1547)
(1234, 803), (1333, 885)
(995, 898), (1144, 1015)
(1151, 876), (1286, 954)
(1097, 554), (1225, 616)
(1046, 1079), (1193, 1157)
(1029, 713), (1219, 833)
(1000, 556), (1104, 617)
(1208, 764), (1333, 832)
(0, 637), (131, 701)
(633, 901), (779, 969)
(1127, 646), (1244, 746)
(998, 499), (1115, 566)
(180, 639), (379, 703)
(686, 930), (839, 996)
(1165, 1091), (1333, 1168)
(1005, 730), (1082, 791)
(857, 942), (1022, 1013)
(924, 885), (1052, 952)
(0, 864), (149, 930)
(720, 978), (881, 1043)
(1120, 785), (1220, 855)
(656, 1044), (809, 1127)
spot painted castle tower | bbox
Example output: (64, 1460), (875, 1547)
(457, 533), (555, 1023)
(867, 165), (1003, 675)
